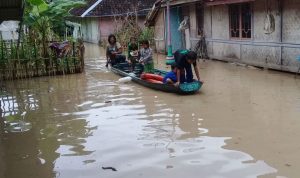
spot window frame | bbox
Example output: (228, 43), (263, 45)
(229, 2), (252, 40)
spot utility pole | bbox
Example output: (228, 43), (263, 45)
(166, 0), (174, 65)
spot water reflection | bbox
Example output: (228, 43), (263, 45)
(0, 75), (97, 178)
(132, 94), (277, 178)
(1, 44), (297, 178)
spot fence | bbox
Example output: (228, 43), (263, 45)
(0, 39), (85, 80)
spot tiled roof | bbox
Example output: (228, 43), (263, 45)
(70, 0), (98, 17)
(0, 0), (24, 21)
(71, 0), (157, 17)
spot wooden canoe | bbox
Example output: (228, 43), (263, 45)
(111, 63), (202, 94)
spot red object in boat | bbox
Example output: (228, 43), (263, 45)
(141, 73), (164, 81)
(145, 78), (163, 84)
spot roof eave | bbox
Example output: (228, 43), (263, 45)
(145, 0), (163, 27)
(0, 0), (24, 21)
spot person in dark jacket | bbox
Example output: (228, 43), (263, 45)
(174, 49), (201, 86)
(127, 38), (139, 71)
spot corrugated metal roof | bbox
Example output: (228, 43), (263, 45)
(0, 0), (24, 21)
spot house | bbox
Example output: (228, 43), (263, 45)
(146, 0), (300, 73)
(0, 0), (24, 41)
(70, 0), (157, 44)
(0, 0), (24, 22)
(0, 21), (20, 41)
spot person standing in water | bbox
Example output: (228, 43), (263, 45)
(174, 49), (201, 86)
(106, 34), (125, 67)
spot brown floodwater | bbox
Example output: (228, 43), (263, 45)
(0, 43), (300, 178)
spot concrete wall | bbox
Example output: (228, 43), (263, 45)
(212, 5), (230, 40)
(282, 0), (300, 43)
(154, 9), (166, 53)
(186, 3), (198, 48)
(281, 0), (300, 72)
(99, 17), (115, 44)
(79, 16), (147, 45)
(0, 21), (19, 41)
(201, 0), (300, 73)
(99, 16), (146, 42)
(151, 0), (300, 73)
(80, 18), (100, 44)
(138, 17), (147, 29)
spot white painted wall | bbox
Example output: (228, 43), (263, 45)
(80, 18), (100, 44)
(0, 21), (19, 41)
(154, 9), (166, 53)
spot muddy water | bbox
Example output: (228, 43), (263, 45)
(1, 43), (300, 178)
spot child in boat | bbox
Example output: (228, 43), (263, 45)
(139, 40), (154, 73)
(128, 37), (138, 59)
(163, 63), (178, 84)
(127, 38), (139, 71)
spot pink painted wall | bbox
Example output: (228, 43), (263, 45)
(99, 17), (116, 42)
(99, 17), (146, 44)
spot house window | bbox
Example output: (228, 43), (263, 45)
(196, 4), (204, 36)
(229, 3), (252, 39)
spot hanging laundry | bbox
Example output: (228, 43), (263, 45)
(178, 16), (189, 31)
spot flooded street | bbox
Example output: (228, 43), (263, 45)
(1, 43), (300, 178)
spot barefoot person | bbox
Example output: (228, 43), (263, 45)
(174, 49), (201, 86)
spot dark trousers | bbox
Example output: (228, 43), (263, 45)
(111, 55), (126, 66)
(180, 65), (193, 83)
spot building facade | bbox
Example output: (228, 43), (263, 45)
(71, 0), (156, 44)
(147, 0), (300, 73)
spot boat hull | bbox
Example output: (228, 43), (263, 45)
(111, 63), (202, 94)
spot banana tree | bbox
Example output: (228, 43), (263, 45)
(24, 0), (85, 57)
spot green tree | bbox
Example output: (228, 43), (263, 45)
(24, 0), (85, 57)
